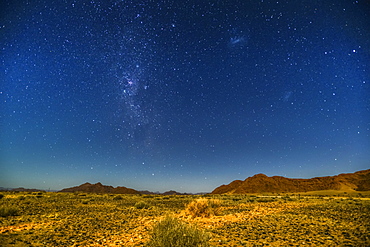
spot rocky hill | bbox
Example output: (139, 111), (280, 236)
(212, 169), (370, 194)
(59, 182), (140, 194)
(162, 190), (192, 195)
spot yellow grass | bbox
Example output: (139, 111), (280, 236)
(0, 192), (369, 246)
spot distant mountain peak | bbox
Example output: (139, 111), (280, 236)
(212, 169), (370, 194)
(162, 190), (190, 195)
(254, 173), (268, 177)
(59, 182), (140, 194)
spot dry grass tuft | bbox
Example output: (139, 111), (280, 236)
(0, 206), (19, 217)
(146, 215), (210, 247)
(185, 198), (222, 218)
(135, 200), (150, 209)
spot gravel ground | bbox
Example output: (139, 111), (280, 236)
(0, 193), (369, 246)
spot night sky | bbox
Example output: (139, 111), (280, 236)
(1, 0), (369, 193)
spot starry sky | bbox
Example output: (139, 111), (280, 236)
(1, 0), (369, 193)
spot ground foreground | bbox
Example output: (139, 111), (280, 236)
(0, 192), (369, 246)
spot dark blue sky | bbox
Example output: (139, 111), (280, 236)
(1, 0), (369, 192)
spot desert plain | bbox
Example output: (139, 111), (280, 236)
(0, 191), (369, 246)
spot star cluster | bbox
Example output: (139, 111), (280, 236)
(1, 0), (369, 192)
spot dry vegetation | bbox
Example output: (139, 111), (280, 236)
(0, 191), (369, 246)
(185, 198), (222, 218)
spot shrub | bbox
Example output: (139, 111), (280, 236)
(0, 194), (4, 199)
(282, 196), (295, 202)
(113, 195), (123, 200)
(245, 197), (255, 203)
(146, 216), (210, 247)
(135, 201), (150, 209)
(185, 198), (222, 218)
(0, 206), (19, 217)
(256, 197), (275, 203)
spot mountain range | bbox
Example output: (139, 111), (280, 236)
(211, 169), (370, 194)
(58, 183), (197, 195)
(3, 169), (369, 194)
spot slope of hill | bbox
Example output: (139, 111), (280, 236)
(212, 169), (370, 194)
(59, 182), (140, 194)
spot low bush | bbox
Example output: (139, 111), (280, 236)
(0, 194), (4, 199)
(185, 198), (222, 217)
(0, 206), (19, 217)
(135, 201), (150, 209)
(256, 197), (275, 203)
(82, 200), (89, 204)
(285, 197), (295, 202)
(245, 197), (255, 203)
(146, 216), (210, 247)
(113, 195), (123, 200)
